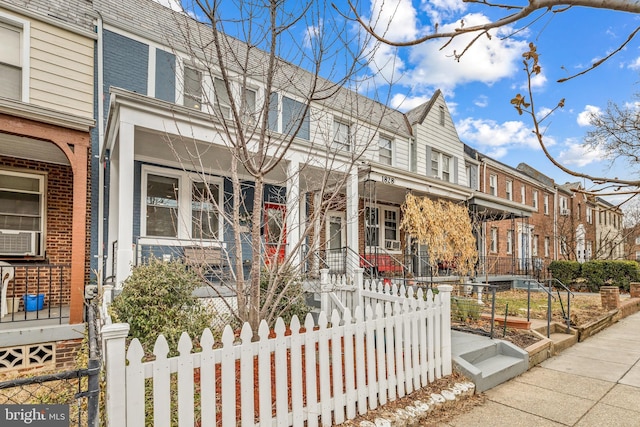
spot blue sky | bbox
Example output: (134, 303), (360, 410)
(156, 0), (640, 204)
(357, 0), (640, 201)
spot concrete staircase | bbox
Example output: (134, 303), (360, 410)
(452, 331), (529, 393)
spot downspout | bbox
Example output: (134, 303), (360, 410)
(96, 12), (105, 286)
(553, 190), (558, 260)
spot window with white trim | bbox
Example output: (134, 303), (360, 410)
(268, 93), (310, 140)
(431, 151), (452, 182)
(544, 236), (550, 257)
(521, 185), (526, 204)
(533, 190), (538, 209)
(142, 166), (223, 241)
(544, 194), (549, 215)
(333, 119), (350, 151)
(379, 136), (393, 165)
(490, 227), (497, 253)
(213, 77), (231, 118)
(506, 230), (513, 254)
(533, 234), (539, 256)
(506, 180), (513, 201)
(365, 207), (379, 247)
(0, 170), (44, 256)
(183, 66), (202, 110)
(365, 206), (400, 250)
(0, 18), (28, 102)
(489, 174), (497, 196)
(636, 251), (640, 261)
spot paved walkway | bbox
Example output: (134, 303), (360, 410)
(446, 311), (640, 426)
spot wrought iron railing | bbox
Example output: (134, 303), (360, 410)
(0, 263), (69, 324)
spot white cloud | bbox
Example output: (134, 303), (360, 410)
(403, 13), (529, 91)
(556, 140), (604, 167)
(474, 95), (488, 108)
(627, 57), (640, 70)
(456, 117), (548, 158)
(304, 21), (323, 49)
(390, 93), (432, 111)
(577, 105), (601, 127)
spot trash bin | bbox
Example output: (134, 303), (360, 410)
(6, 296), (21, 313)
(23, 294), (45, 312)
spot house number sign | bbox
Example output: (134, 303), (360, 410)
(381, 175), (395, 184)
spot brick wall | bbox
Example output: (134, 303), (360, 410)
(0, 156), (74, 307)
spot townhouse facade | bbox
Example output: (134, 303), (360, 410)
(0, 0), (95, 368)
(594, 197), (625, 260)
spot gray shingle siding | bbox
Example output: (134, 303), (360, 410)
(155, 49), (176, 103)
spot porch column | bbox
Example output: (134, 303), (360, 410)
(69, 144), (88, 324)
(346, 169), (359, 274)
(286, 160), (301, 266)
(115, 121), (135, 287)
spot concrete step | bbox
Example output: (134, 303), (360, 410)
(452, 334), (529, 393)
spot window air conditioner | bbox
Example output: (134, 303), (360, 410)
(385, 240), (401, 251)
(561, 208), (570, 216)
(0, 230), (38, 256)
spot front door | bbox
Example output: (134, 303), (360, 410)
(325, 211), (346, 272)
(264, 203), (286, 264)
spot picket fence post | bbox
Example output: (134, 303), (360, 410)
(353, 268), (364, 310)
(438, 284), (453, 375)
(320, 268), (330, 314)
(102, 322), (130, 427)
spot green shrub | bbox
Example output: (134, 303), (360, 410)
(110, 258), (213, 354)
(548, 260), (581, 286)
(581, 260), (640, 291)
(451, 296), (481, 322)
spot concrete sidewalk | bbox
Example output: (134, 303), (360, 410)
(445, 311), (640, 426)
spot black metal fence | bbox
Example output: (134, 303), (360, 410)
(0, 302), (101, 426)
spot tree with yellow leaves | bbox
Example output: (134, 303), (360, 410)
(401, 194), (478, 277)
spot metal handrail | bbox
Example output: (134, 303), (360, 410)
(545, 278), (574, 333)
(524, 278), (555, 338)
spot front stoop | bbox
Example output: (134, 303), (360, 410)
(452, 331), (528, 393)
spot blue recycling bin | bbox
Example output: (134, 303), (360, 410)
(23, 294), (45, 312)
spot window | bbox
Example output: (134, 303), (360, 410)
(506, 230), (513, 254)
(365, 207), (379, 247)
(560, 196), (568, 213)
(145, 174), (179, 237)
(489, 174), (497, 196)
(490, 227), (497, 253)
(544, 194), (549, 215)
(192, 181), (221, 240)
(560, 238), (568, 256)
(365, 206), (399, 249)
(636, 251), (640, 261)
(442, 154), (451, 181)
(379, 136), (393, 165)
(142, 167), (223, 241)
(587, 207), (592, 223)
(521, 185), (526, 204)
(533, 191), (538, 209)
(544, 236), (550, 257)
(0, 20), (25, 101)
(268, 94), (310, 140)
(439, 105), (445, 126)
(333, 120), (350, 151)
(431, 151), (452, 182)
(577, 204), (581, 220)
(0, 171), (44, 256)
(242, 86), (257, 121)
(506, 180), (513, 201)
(533, 234), (539, 256)
(213, 77), (231, 118)
(384, 210), (398, 247)
(183, 66), (202, 110)
(431, 153), (439, 177)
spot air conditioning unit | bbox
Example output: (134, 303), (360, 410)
(560, 208), (570, 216)
(385, 240), (401, 251)
(0, 230), (38, 256)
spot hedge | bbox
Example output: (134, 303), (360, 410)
(549, 260), (640, 292)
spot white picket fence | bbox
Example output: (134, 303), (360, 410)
(102, 283), (453, 427)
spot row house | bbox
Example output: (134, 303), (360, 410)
(92, 0), (498, 289)
(594, 197), (624, 260)
(555, 182), (597, 262)
(0, 0), (94, 370)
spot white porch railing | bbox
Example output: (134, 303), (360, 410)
(102, 283), (453, 426)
